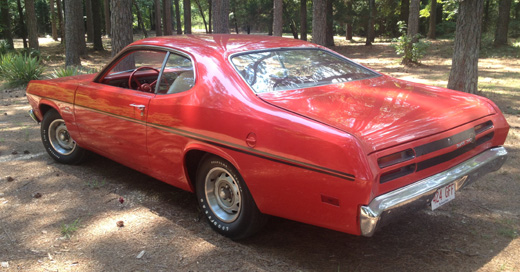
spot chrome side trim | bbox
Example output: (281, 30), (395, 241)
(360, 146), (508, 237)
(28, 109), (40, 123)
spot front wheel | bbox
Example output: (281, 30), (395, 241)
(41, 110), (86, 164)
(196, 156), (268, 240)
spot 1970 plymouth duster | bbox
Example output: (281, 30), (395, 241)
(26, 35), (509, 239)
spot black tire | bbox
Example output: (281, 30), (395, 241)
(196, 155), (268, 240)
(41, 110), (86, 164)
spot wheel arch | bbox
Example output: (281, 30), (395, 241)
(183, 144), (242, 193)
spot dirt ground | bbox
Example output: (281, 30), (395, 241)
(0, 36), (519, 271)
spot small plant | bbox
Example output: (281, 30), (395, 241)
(0, 40), (13, 55)
(85, 178), (106, 189)
(61, 218), (81, 239)
(0, 53), (43, 87)
(50, 66), (97, 79)
(392, 21), (431, 65)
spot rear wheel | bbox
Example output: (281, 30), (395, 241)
(41, 110), (86, 164)
(196, 155), (267, 240)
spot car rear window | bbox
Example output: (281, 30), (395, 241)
(231, 48), (379, 94)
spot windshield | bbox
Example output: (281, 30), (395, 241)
(231, 48), (379, 94)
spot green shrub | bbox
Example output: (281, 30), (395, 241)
(50, 66), (97, 79)
(0, 53), (43, 86)
(0, 40), (13, 56)
(393, 34), (431, 65)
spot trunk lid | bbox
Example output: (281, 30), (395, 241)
(257, 75), (495, 153)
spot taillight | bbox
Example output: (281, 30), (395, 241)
(377, 149), (415, 169)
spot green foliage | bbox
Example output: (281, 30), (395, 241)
(61, 218), (81, 239)
(393, 22), (431, 65)
(0, 40), (13, 55)
(0, 53), (43, 86)
(50, 66), (97, 79)
(84, 178), (106, 189)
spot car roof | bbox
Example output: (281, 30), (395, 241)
(129, 34), (321, 58)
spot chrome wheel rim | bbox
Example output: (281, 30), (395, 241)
(204, 167), (242, 223)
(48, 119), (76, 155)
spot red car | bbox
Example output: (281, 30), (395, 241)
(26, 35), (509, 239)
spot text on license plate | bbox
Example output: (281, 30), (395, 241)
(431, 182), (456, 210)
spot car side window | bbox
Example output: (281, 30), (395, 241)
(99, 50), (168, 92)
(158, 53), (195, 95)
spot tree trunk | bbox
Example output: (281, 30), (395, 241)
(300, 0), (307, 41)
(16, 0), (28, 48)
(400, 0), (409, 23)
(65, 0), (82, 66)
(184, 0), (192, 34)
(482, 0), (490, 32)
(407, 0), (420, 41)
(135, 0), (149, 37)
(494, 0), (512, 46)
(49, 0), (58, 40)
(447, 0), (485, 94)
(365, 0), (375, 45)
(312, 0), (326, 45)
(273, 0), (283, 36)
(208, 0), (212, 33)
(92, 0), (104, 50)
(326, 0), (334, 46)
(57, 0), (64, 40)
(155, 0), (162, 35)
(232, 0), (238, 34)
(104, 0), (111, 36)
(163, 0), (173, 35)
(427, 0), (436, 39)
(174, 0), (182, 34)
(0, 0), (14, 48)
(85, 0), (94, 42)
(26, 0), (39, 50)
(346, 23), (353, 40)
(110, 0), (133, 57)
(194, 0), (208, 33)
(212, 0), (229, 33)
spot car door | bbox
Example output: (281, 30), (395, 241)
(74, 49), (168, 172)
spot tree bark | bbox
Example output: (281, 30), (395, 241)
(212, 0), (229, 33)
(326, 0), (334, 46)
(427, 0), (436, 39)
(494, 0), (512, 46)
(312, 0), (326, 45)
(208, 0), (212, 33)
(57, 0), (64, 40)
(447, 0), (485, 94)
(174, 0), (182, 34)
(155, 0), (163, 36)
(25, 0), (39, 50)
(407, 0), (420, 41)
(104, 0), (111, 36)
(365, 0), (375, 45)
(110, 0), (133, 57)
(300, 0), (307, 41)
(135, 0), (149, 37)
(482, 0), (491, 32)
(184, 0), (192, 34)
(194, 0), (208, 33)
(16, 0), (28, 48)
(273, 0), (283, 36)
(0, 0), (14, 48)
(163, 0), (173, 35)
(92, 0), (104, 50)
(65, 0), (82, 66)
(86, 0), (94, 42)
(49, 0), (58, 40)
(346, 23), (353, 40)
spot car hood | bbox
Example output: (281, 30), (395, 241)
(257, 75), (496, 153)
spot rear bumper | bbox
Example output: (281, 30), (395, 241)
(28, 109), (40, 123)
(359, 146), (508, 237)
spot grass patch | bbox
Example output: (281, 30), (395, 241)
(61, 218), (81, 239)
(85, 178), (107, 189)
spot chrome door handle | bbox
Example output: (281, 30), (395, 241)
(129, 104), (146, 116)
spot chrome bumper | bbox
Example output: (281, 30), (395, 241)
(360, 146), (508, 237)
(28, 109), (40, 123)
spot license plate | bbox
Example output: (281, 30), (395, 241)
(431, 182), (456, 210)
